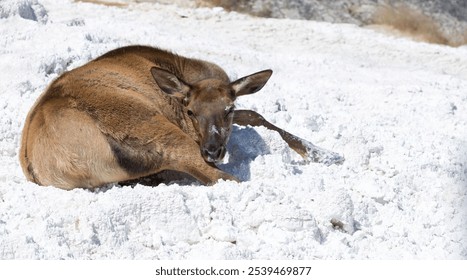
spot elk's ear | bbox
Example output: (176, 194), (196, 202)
(231, 69), (273, 97)
(151, 67), (190, 99)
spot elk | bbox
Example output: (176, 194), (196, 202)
(19, 45), (343, 190)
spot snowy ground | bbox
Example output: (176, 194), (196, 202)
(0, 0), (466, 259)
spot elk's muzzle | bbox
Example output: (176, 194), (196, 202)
(202, 144), (226, 163)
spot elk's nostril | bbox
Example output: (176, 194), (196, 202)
(206, 148), (220, 157)
(218, 146), (226, 158)
(202, 145), (225, 162)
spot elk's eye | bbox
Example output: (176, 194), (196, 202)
(187, 110), (194, 117)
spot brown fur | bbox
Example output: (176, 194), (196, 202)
(20, 45), (340, 190)
(19, 45), (275, 189)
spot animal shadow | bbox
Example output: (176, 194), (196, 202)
(218, 125), (270, 181)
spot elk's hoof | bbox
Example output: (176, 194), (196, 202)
(309, 149), (345, 166)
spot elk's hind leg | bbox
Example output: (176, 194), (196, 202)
(27, 106), (128, 190)
(233, 110), (344, 165)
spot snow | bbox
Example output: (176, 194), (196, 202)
(0, 0), (466, 259)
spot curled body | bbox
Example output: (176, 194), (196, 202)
(19, 45), (343, 190)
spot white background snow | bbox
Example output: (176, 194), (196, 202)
(0, 0), (466, 259)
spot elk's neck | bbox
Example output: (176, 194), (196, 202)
(162, 95), (200, 144)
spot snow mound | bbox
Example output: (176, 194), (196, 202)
(0, 0), (466, 259)
(0, 0), (48, 23)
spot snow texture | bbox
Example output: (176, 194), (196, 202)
(0, 0), (466, 259)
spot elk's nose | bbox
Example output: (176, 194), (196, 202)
(202, 145), (226, 162)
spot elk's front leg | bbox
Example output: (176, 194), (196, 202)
(233, 110), (344, 165)
(116, 115), (239, 185)
(170, 147), (240, 185)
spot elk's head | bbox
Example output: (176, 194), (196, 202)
(151, 67), (272, 163)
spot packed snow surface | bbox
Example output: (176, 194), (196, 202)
(1, 0), (466, 259)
